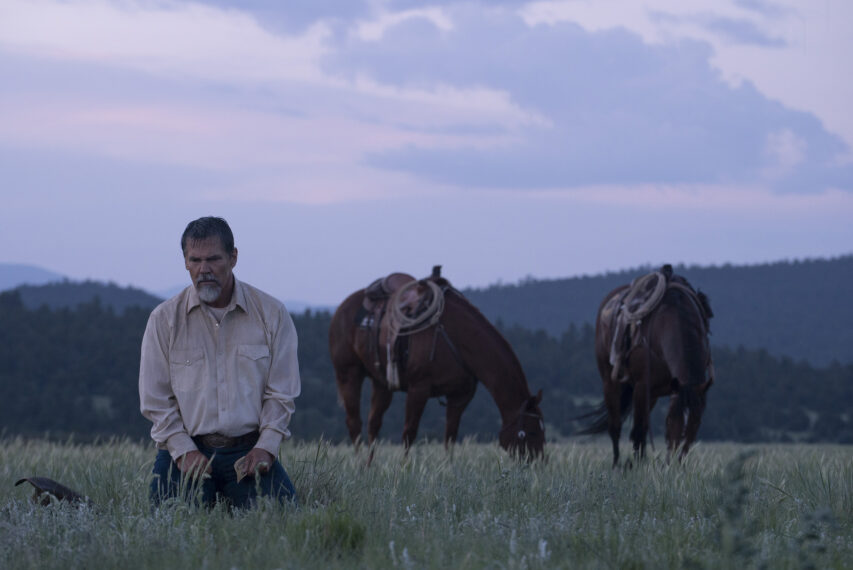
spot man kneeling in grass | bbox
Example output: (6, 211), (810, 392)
(139, 216), (300, 509)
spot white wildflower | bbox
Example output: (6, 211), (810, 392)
(538, 539), (550, 561)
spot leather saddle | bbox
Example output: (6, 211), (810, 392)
(607, 264), (712, 383)
(607, 265), (672, 382)
(357, 267), (445, 390)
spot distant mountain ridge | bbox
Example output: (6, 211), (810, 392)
(4, 257), (852, 365)
(0, 263), (65, 291)
(463, 255), (853, 365)
(1, 264), (330, 314)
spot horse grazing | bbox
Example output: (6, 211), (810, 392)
(328, 267), (545, 461)
(580, 265), (714, 466)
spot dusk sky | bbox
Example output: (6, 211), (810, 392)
(2, 0), (851, 307)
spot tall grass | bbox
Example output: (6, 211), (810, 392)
(1, 438), (850, 569)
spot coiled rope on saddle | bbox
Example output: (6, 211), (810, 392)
(388, 280), (445, 337)
(620, 271), (667, 322)
(608, 267), (714, 385)
(609, 270), (667, 381)
(385, 279), (445, 389)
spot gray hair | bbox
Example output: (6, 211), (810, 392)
(180, 217), (235, 256)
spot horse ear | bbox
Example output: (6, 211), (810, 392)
(532, 389), (543, 405)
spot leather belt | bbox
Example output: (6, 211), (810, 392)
(193, 431), (259, 449)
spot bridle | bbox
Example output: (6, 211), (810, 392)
(500, 409), (545, 443)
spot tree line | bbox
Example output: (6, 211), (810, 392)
(464, 255), (853, 366)
(1, 288), (852, 445)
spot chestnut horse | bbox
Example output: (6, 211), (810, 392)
(328, 270), (545, 461)
(581, 267), (714, 466)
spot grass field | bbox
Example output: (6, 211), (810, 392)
(1, 437), (851, 569)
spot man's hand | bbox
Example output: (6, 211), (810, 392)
(235, 447), (274, 480)
(176, 450), (212, 478)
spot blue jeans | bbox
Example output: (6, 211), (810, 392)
(149, 441), (296, 509)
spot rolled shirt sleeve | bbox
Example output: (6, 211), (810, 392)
(139, 303), (198, 460)
(255, 305), (301, 455)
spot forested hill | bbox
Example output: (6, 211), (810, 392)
(1, 289), (852, 444)
(463, 255), (853, 366)
(12, 280), (163, 313)
(5, 255), (853, 365)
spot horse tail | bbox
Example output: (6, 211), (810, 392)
(679, 379), (709, 414)
(573, 403), (609, 435)
(573, 383), (633, 435)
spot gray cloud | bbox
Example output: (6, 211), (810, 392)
(702, 16), (786, 46)
(189, 0), (371, 33)
(324, 7), (851, 192)
(734, 0), (792, 19)
(650, 11), (787, 47)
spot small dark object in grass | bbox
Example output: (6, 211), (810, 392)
(15, 476), (90, 506)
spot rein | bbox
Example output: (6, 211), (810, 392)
(426, 287), (478, 379)
(432, 322), (480, 409)
(499, 410), (544, 441)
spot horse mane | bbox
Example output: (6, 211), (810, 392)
(434, 277), (530, 392)
(697, 290), (714, 320)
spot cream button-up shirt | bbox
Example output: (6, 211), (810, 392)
(139, 278), (301, 460)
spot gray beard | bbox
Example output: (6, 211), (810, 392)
(197, 283), (222, 303)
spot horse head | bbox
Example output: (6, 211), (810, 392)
(499, 389), (545, 461)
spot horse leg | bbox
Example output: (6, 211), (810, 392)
(366, 384), (394, 445)
(363, 384), (394, 465)
(665, 389), (686, 460)
(604, 381), (624, 468)
(401, 386), (430, 453)
(630, 381), (650, 462)
(443, 389), (475, 452)
(335, 366), (366, 448)
(680, 396), (705, 460)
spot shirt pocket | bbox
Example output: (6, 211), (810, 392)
(237, 344), (271, 395)
(169, 348), (206, 392)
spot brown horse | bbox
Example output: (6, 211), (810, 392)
(580, 266), (714, 466)
(328, 269), (545, 461)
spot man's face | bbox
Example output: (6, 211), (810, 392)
(184, 237), (237, 307)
